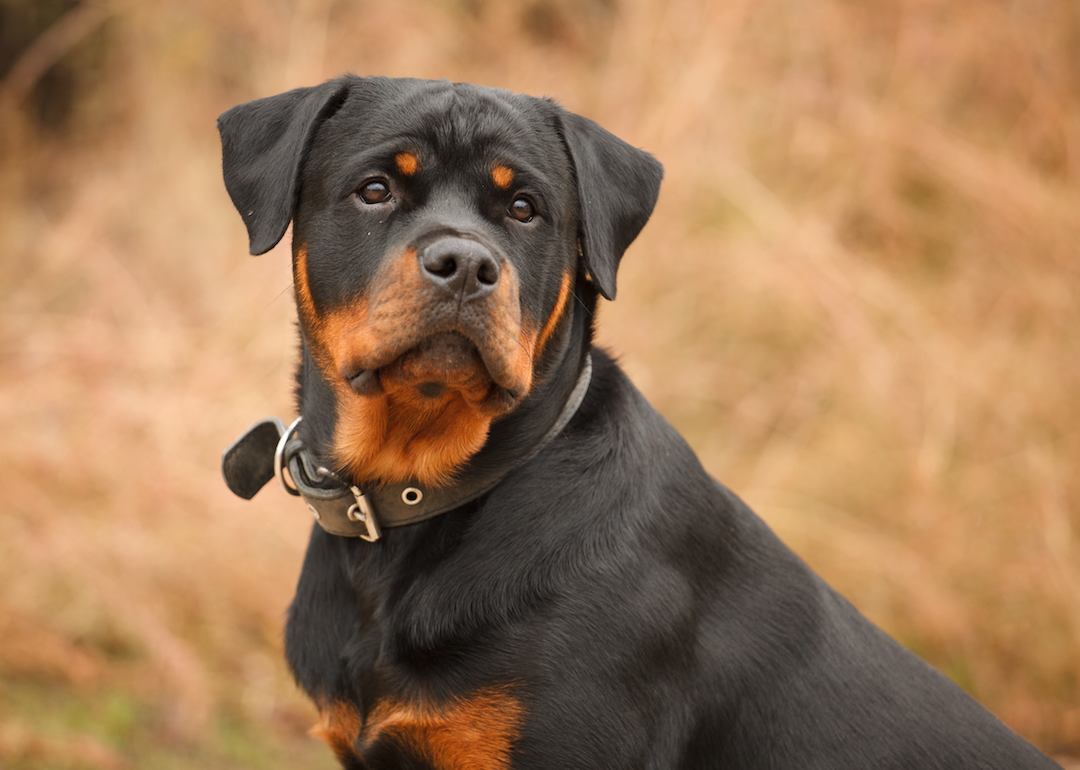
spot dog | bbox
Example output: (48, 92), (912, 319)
(217, 76), (1061, 769)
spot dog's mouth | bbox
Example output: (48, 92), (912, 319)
(345, 332), (519, 412)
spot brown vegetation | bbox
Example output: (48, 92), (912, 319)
(1, 0), (1078, 766)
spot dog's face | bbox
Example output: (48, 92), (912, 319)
(292, 82), (580, 485)
(219, 76), (662, 487)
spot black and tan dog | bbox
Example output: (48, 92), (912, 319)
(218, 76), (1060, 769)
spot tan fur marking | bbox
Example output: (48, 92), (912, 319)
(311, 700), (363, 763)
(491, 164), (514, 190)
(295, 243), (582, 485)
(294, 243), (373, 377)
(363, 686), (525, 770)
(295, 244), (535, 486)
(396, 152), (420, 176)
(326, 249), (499, 485)
(293, 244), (319, 338)
(332, 375), (495, 487)
(536, 272), (573, 356)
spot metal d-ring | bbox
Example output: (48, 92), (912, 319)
(274, 416), (304, 496)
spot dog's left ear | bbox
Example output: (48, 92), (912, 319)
(557, 110), (663, 300)
(218, 78), (350, 255)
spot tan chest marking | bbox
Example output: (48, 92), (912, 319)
(363, 686), (526, 770)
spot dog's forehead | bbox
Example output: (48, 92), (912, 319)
(329, 79), (567, 173)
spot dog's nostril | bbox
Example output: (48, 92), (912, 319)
(427, 255), (457, 279)
(477, 260), (498, 286)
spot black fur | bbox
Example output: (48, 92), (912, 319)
(219, 75), (1060, 769)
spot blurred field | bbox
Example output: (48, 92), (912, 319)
(1, 0), (1078, 767)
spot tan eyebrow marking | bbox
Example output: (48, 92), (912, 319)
(491, 164), (514, 190)
(396, 152), (419, 176)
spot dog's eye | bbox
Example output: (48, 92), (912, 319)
(357, 179), (392, 205)
(508, 196), (535, 223)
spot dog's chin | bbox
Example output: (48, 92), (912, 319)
(347, 333), (518, 414)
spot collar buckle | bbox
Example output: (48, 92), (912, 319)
(267, 416), (383, 540)
(344, 487), (382, 542)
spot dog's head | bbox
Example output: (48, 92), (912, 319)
(219, 76), (661, 487)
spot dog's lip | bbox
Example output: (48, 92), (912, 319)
(347, 369), (383, 396)
(343, 331), (523, 400)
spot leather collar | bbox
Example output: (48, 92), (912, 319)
(222, 355), (592, 540)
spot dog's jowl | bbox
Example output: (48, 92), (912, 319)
(218, 76), (1061, 769)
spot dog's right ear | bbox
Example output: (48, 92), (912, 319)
(218, 79), (349, 255)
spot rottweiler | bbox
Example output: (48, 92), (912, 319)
(218, 76), (1061, 769)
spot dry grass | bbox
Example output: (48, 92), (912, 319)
(1, 0), (1078, 766)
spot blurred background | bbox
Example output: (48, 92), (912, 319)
(1, 0), (1078, 767)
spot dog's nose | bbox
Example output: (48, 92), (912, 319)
(419, 238), (500, 301)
